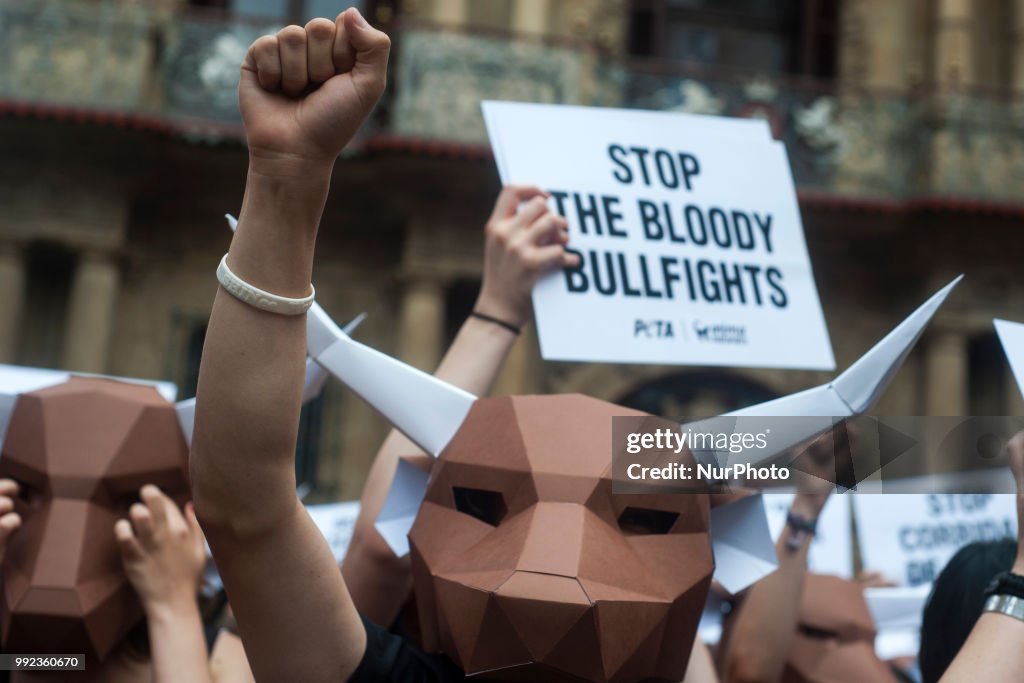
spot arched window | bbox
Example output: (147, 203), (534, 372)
(616, 370), (778, 418)
(626, 0), (839, 78)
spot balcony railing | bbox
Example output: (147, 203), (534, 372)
(3, 2), (1024, 207)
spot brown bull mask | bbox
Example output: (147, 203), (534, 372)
(306, 278), (955, 682)
(0, 376), (190, 660)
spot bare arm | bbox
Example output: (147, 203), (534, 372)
(721, 427), (846, 683)
(115, 486), (210, 683)
(210, 631), (256, 683)
(939, 432), (1024, 682)
(190, 10), (390, 682)
(343, 185), (579, 625)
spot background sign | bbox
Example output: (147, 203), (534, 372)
(852, 493), (1018, 586)
(482, 101), (834, 369)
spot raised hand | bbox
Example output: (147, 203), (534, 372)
(475, 186), (581, 328)
(239, 8), (391, 171)
(0, 479), (20, 565)
(115, 485), (207, 612)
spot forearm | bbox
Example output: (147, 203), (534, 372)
(722, 531), (811, 683)
(192, 162), (330, 532)
(146, 600), (213, 683)
(940, 612), (1024, 681)
(683, 639), (719, 683)
(343, 314), (518, 623)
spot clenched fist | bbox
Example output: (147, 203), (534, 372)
(239, 8), (390, 170)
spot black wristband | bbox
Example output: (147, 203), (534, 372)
(470, 311), (521, 335)
(784, 512), (818, 551)
(786, 511), (818, 535)
(984, 571), (1024, 601)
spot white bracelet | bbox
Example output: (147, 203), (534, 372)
(216, 254), (315, 316)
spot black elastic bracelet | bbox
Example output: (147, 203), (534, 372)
(984, 570), (1024, 601)
(786, 512), (818, 535)
(471, 311), (521, 335)
(784, 512), (818, 551)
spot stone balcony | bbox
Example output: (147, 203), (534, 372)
(3, 2), (1024, 207)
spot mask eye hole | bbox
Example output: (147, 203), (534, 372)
(113, 491), (142, 512)
(617, 507), (679, 535)
(11, 480), (42, 511)
(452, 487), (507, 526)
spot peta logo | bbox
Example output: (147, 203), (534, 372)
(694, 321), (748, 345)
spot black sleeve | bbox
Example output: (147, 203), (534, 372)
(348, 614), (464, 683)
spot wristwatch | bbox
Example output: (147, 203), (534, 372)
(984, 594), (1024, 623)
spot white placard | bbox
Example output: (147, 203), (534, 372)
(763, 493), (853, 578)
(852, 494), (1018, 586)
(482, 101), (834, 370)
(306, 501), (361, 564)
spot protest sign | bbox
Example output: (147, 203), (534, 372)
(852, 493), (1018, 586)
(482, 101), (834, 369)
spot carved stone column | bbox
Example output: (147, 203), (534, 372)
(61, 251), (120, 373)
(433, 0), (468, 24)
(397, 276), (445, 372)
(512, 0), (550, 35)
(924, 330), (968, 416)
(0, 243), (26, 363)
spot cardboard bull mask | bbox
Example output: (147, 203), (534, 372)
(785, 575), (898, 683)
(0, 351), (340, 661)
(306, 278), (958, 682)
(0, 376), (189, 660)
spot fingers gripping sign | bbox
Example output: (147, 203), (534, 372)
(239, 8), (391, 170)
(476, 186), (582, 328)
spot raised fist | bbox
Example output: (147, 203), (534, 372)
(239, 8), (391, 169)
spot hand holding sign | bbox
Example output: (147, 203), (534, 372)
(482, 102), (834, 368)
(476, 186), (580, 328)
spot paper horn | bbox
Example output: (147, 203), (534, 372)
(995, 319), (1024, 399)
(693, 276), (962, 466)
(307, 303), (475, 457)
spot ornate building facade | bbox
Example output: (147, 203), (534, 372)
(2, 0), (1024, 498)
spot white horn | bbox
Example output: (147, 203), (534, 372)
(995, 318), (1024, 399)
(690, 276), (962, 465)
(307, 303), (475, 457)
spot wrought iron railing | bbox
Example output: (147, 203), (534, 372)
(3, 2), (1024, 206)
